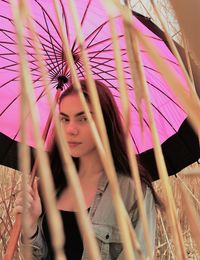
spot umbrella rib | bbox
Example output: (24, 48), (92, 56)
(89, 60), (120, 78)
(77, 60), (183, 130)
(0, 41), (61, 78)
(59, 0), (70, 60)
(87, 47), (126, 56)
(91, 57), (185, 113)
(0, 39), (16, 55)
(5, 87), (51, 142)
(0, 76), (20, 89)
(87, 33), (123, 50)
(83, 15), (124, 50)
(73, 29), (118, 54)
(21, 37), (59, 77)
(74, 20), (120, 53)
(128, 83), (183, 131)
(0, 64), (47, 90)
(87, 40), (117, 63)
(23, 35), (66, 79)
(129, 131), (139, 153)
(0, 56), (19, 68)
(79, 0), (92, 27)
(59, 1), (66, 76)
(79, 63), (152, 130)
(0, 14), (62, 50)
(71, 0), (92, 52)
(0, 29), (16, 43)
(0, 31), (19, 57)
(75, 62), (85, 79)
(0, 29), (63, 57)
(146, 81), (185, 111)
(90, 60), (119, 71)
(1, 18), (64, 78)
(43, 8), (58, 72)
(0, 94), (20, 116)
(75, 57), (185, 115)
(34, 0), (63, 48)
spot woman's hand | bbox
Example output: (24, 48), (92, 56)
(14, 177), (42, 237)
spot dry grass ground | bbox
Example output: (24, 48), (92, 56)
(0, 164), (200, 259)
(0, 166), (22, 259)
(154, 165), (200, 260)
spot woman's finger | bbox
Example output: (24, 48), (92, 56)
(13, 205), (23, 215)
(32, 177), (39, 200)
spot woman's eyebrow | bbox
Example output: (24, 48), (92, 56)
(59, 112), (69, 118)
(75, 111), (94, 117)
(59, 111), (93, 118)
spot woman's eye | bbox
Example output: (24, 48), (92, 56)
(60, 117), (69, 123)
(79, 117), (87, 122)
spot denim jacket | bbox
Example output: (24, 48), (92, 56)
(24, 174), (156, 259)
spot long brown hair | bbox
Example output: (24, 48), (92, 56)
(50, 79), (162, 206)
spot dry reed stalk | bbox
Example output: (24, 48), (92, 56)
(121, 1), (185, 257)
(181, 36), (195, 88)
(156, 210), (175, 259)
(18, 17), (32, 257)
(112, 2), (189, 259)
(169, 0), (200, 69)
(54, 1), (107, 259)
(6, 1), (66, 259)
(57, 0), (140, 258)
(9, 0), (102, 259)
(150, 0), (198, 96)
(178, 180), (200, 254)
(129, 33), (187, 259)
(136, 29), (200, 135)
(107, 10), (150, 259)
(104, 3), (155, 258)
(177, 175), (200, 207)
(14, 1), (103, 259)
(15, 5), (32, 258)
(112, 0), (200, 137)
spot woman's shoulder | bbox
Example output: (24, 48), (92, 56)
(117, 173), (148, 192)
(116, 174), (137, 205)
(116, 173), (152, 205)
(117, 173), (135, 189)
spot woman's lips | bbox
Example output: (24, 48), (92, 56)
(68, 142), (81, 148)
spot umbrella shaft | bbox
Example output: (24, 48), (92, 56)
(4, 215), (22, 260)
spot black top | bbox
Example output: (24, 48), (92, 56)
(42, 210), (83, 259)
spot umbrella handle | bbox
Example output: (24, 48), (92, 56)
(4, 214), (22, 260)
(4, 87), (63, 259)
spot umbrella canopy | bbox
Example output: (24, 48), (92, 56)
(0, 0), (197, 159)
(1, 118), (199, 181)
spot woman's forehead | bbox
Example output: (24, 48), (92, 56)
(59, 94), (92, 114)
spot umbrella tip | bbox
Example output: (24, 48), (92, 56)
(57, 75), (68, 90)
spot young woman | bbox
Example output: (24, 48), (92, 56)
(15, 80), (160, 259)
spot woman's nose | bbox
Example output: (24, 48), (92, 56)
(65, 122), (79, 136)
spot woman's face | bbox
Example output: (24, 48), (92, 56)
(59, 94), (96, 158)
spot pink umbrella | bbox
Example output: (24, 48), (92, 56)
(0, 0), (189, 154)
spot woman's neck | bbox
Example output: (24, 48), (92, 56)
(79, 149), (103, 177)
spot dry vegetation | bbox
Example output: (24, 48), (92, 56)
(0, 166), (22, 259)
(154, 164), (200, 260)
(0, 164), (199, 259)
